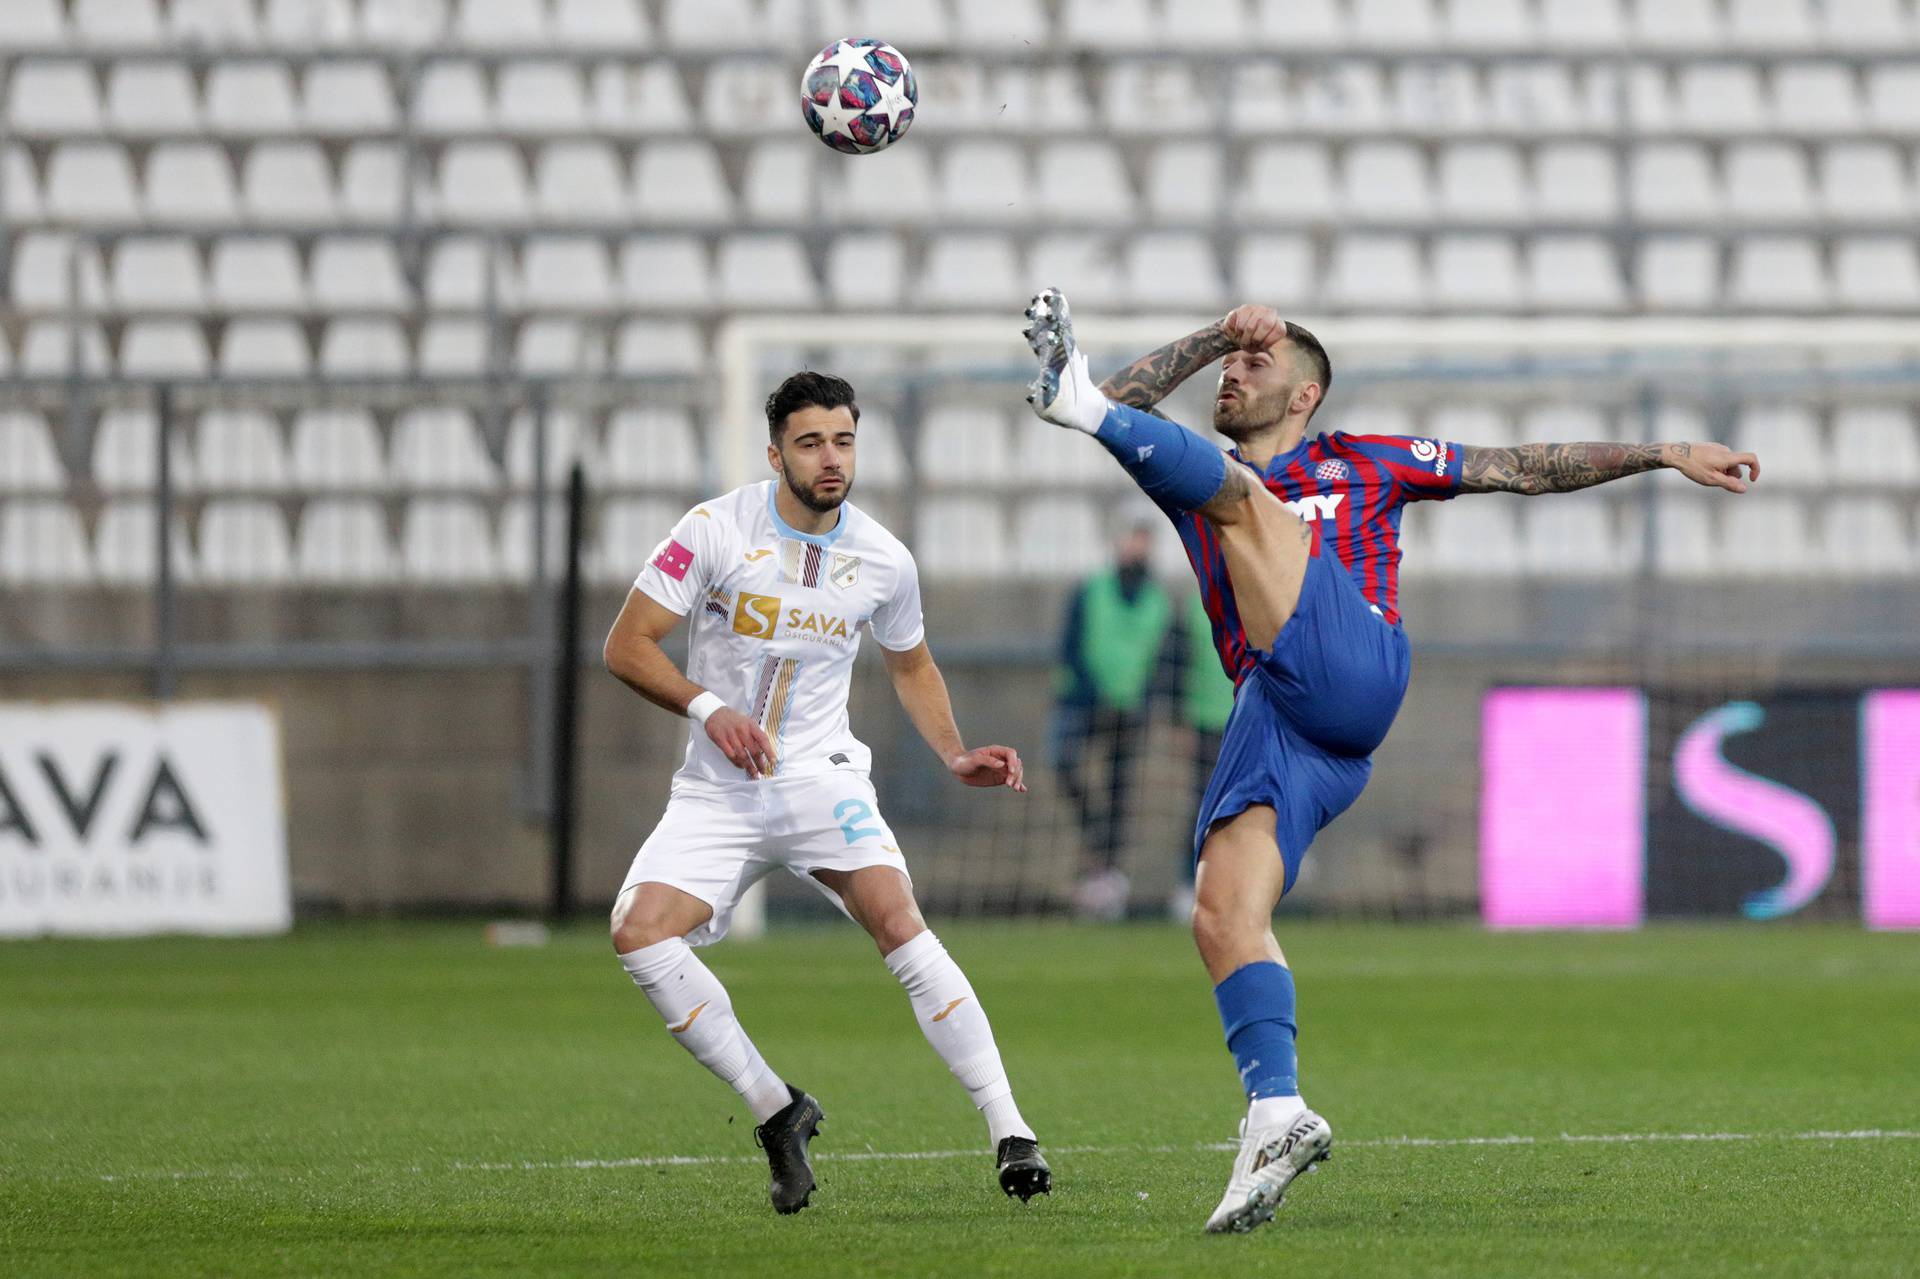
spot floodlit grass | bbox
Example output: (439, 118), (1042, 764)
(4, 921), (1917, 1276)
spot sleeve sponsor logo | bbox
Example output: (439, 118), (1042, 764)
(1409, 439), (1438, 462)
(650, 538), (694, 581)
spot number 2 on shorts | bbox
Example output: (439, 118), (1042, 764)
(834, 798), (883, 844)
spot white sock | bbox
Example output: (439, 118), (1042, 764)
(619, 938), (792, 1123)
(1247, 1093), (1308, 1131)
(884, 930), (1036, 1146)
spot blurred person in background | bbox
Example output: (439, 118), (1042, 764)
(1051, 523), (1169, 920)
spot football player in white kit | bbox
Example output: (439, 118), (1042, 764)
(605, 372), (1050, 1215)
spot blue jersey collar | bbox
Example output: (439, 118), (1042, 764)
(766, 480), (847, 547)
(1231, 434), (1316, 480)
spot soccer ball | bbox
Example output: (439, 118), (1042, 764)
(800, 38), (917, 155)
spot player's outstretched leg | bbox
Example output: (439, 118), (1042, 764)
(817, 867), (1052, 1202)
(1192, 809), (1333, 1234)
(1023, 286), (1230, 512)
(613, 883), (825, 1214)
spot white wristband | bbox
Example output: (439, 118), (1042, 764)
(686, 691), (726, 727)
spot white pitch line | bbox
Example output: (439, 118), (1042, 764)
(72, 1128), (1920, 1184)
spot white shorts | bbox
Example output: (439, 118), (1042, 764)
(620, 771), (909, 946)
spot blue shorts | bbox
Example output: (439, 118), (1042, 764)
(1191, 550), (1412, 892)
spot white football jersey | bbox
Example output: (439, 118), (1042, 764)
(633, 480), (925, 785)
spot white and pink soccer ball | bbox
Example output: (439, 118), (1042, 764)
(800, 38), (918, 155)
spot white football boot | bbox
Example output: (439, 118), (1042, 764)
(1203, 1107), (1333, 1234)
(1022, 287), (1109, 435)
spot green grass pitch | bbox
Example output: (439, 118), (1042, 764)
(4, 921), (1918, 1277)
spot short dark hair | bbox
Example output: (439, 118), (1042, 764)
(766, 371), (860, 443)
(1285, 321), (1332, 419)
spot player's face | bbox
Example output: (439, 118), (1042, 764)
(771, 405), (858, 513)
(1214, 340), (1309, 442)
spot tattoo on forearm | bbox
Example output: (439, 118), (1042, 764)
(1098, 323), (1237, 410)
(1459, 442), (1667, 495)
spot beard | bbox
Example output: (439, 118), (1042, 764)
(784, 467), (850, 513)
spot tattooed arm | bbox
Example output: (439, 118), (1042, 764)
(1458, 440), (1761, 495)
(1097, 322), (1238, 413)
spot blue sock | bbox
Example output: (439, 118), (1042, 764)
(1213, 961), (1299, 1100)
(1092, 402), (1230, 512)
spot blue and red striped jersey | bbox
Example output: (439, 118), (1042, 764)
(1172, 431), (1463, 683)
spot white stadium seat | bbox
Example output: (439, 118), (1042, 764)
(172, 0), (260, 45)
(1831, 406), (1920, 484)
(698, 61), (790, 136)
(1638, 237), (1721, 310)
(1148, 144), (1223, 221)
(1728, 0), (1818, 48)
(1342, 143), (1433, 222)
(196, 410), (291, 491)
(1834, 239), (1920, 309)
(243, 144), (338, 224)
(0, 0), (68, 47)
(827, 234), (907, 308)
(499, 497), (570, 581)
(1521, 405), (1616, 444)
(820, 146), (935, 223)
(147, 144), (240, 224)
(517, 315), (604, 373)
(105, 62), (202, 134)
(1064, 0), (1153, 48)
(847, 409), (907, 490)
(0, 413), (66, 493)
(1818, 144), (1912, 223)
(1432, 236), (1523, 311)
(1721, 496), (1819, 575)
(591, 498), (681, 584)
(361, 0), (449, 46)
(290, 409), (388, 490)
(1351, 0), (1439, 48)
(555, 0), (651, 46)
(954, 0), (1050, 48)
(1325, 236), (1428, 310)
(1391, 63), (1487, 134)
(1822, 499), (1915, 576)
(915, 498), (1009, 579)
(318, 319), (411, 376)
(456, 0), (549, 46)
(1539, 0), (1625, 47)
(46, 144), (143, 223)
(210, 237), (307, 311)
(1864, 66), (1920, 132)
(717, 235), (817, 308)
(1523, 498), (1630, 576)
(1104, 61), (1214, 135)
(1534, 144), (1619, 223)
(633, 142), (732, 224)
(205, 63), (300, 132)
(522, 236), (616, 309)
(1631, 145), (1721, 222)
(1530, 236), (1628, 311)
(4, 147), (42, 221)
(1027, 236), (1126, 310)
(297, 500), (397, 584)
(1429, 406), (1514, 450)
(1633, 0), (1725, 49)
(304, 62), (399, 132)
(402, 499), (499, 583)
(220, 320), (311, 376)
(918, 235), (1021, 309)
(613, 321), (704, 376)
(311, 237), (411, 311)
(416, 61), (490, 131)
(391, 407), (498, 489)
(1162, 0), (1248, 48)
(919, 406), (1014, 485)
(198, 500), (294, 584)
(1445, 0), (1535, 48)
(1725, 144), (1815, 222)
(1014, 501), (1107, 580)
(941, 144), (1032, 222)
(532, 142), (628, 222)
(341, 144), (408, 222)
(74, 0), (165, 44)
(1728, 237), (1831, 309)
(1127, 233), (1225, 307)
(741, 143), (812, 223)
(12, 234), (107, 309)
(1821, 0), (1912, 49)
(1677, 65), (1770, 134)
(1773, 63), (1862, 134)
(121, 320), (213, 377)
(262, 0), (359, 44)
(615, 62), (694, 132)
(0, 501), (93, 584)
(1424, 500), (1523, 576)
(1438, 144), (1530, 223)
(418, 319), (489, 375)
(94, 409), (191, 493)
(1238, 144), (1338, 222)
(602, 408), (701, 489)
(1037, 143), (1133, 225)
(21, 322), (112, 376)
(506, 410), (598, 488)
(106, 235), (198, 313)
(438, 143), (532, 223)
(620, 237), (709, 310)
(499, 62), (589, 132)
(96, 501), (195, 585)
(1735, 406), (1826, 486)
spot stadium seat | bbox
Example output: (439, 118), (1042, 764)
(290, 409), (388, 490)
(1720, 496), (1818, 575)
(0, 413), (65, 493)
(1834, 239), (1920, 309)
(105, 62), (201, 134)
(1013, 500), (1107, 579)
(717, 235), (818, 308)
(219, 320), (311, 376)
(95, 500), (195, 585)
(205, 63), (299, 133)
(633, 142), (732, 224)
(1631, 144), (1721, 221)
(609, 61), (693, 133)
(1352, 0), (1440, 46)
(591, 497), (681, 583)
(243, 144), (338, 224)
(619, 237), (709, 310)
(1633, 0), (1725, 48)
(361, 0), (449, 46)
(1821, 0), (1912, 48)
(311, 237), (411, 312)
(1437, 144), (1530, 223)
(522, 236), (616, 310)
(121, 320), (213, 377)
(1325, 236), (1428, 310)
(953, 0), (1049, 48)
(12, 233), (107, 309)
(613, 322), (704, 376)
(46, 144), (142, 223)
(1734, 406), (1826, 486)
(146, 144), (239, 224)
(1830, 406), (1920, 484)
(1726, 144), (1815, 222)
(296, 499), (396, 584)
(172, 0), (260, 45)
(1529, 236), (1628, 311)
(499, 62), (589, 133)
(698, 61), (790, 136)
(1429, 406), (1513, 450)
(439, 143), (532, 223)
(826, 234), (907, 308)
(1027, 236), (1126, 309)
(0, 0), (67, 47)
(1821, 498), (1915, 575)
(848, 409), (907, 490)
(1127, 233), (1225, 307)
(0, 500), (93, 584)
(941, 144), (1032, 222)
(418, 320), (490, 375)
(1444, 0), (1535, 47)
(1014, 414), (1120, 487)
(74, 0), (164, 41)
(1424, 500), (1523, 576)
(391, 407), (497, 489)
(197, 500), (294, 584)
(1486, 63), (1588, 133)
(1431, 236), (1523, 311)
(1522, 498), (1629, 576)
(340, 143), (408, 222)
(1533, 144), (1619, 223)
(1103, 61), (1214, 135)
(1772, 63), (1862, 134)
(196, 410), (291, 491)
(262, 0), (359, 44)
(1539, 0), (1626, 48)
(818, 145), (934, 223)
(1147, 143), (1222, 221)
(1037, 143), (1133, 225)
(498, 497), (570, 581)
(917, 235), (1021, 308)
(1162, 0), (1249, 48)
(1637, 236), (1721, 310)
(318, 319), (411, 376)
(1863, 66), (1920, 131)
(915, 498), (1010, 578)
(506, 410), (598, 489)
(517, 317), (602, 377)
(1818, 144), (1912, 222)
(3, 147), (41, 221)
(7, 63), (101, 136)
(304, 61), (398, 132)
(530, 142), (627, 223)
(416, 60), (490, 132)
(920, 406), (1014, 484)
(1063, 0), (1153, 47)
(1520, 405), (1616, 445)
(602, 407), (701, 489)
(456, 0), (548, 45)
(1728, 237), (1831, 309)
(425, 237), (521, 309)
(1342, 143), (1433, 222)
(209, 237), (306, 311)
(1728, 0), (1818, 48)
(555, 0), (651, 46)
(20, 321), (112, 376)
(402, 498), (499, 583)
(1238, 143), (1338, 222)
(1390, 63), (1487, 134)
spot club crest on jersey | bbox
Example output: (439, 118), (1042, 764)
(829, 553), (861, 589)
(1315, 459), (1350, 482)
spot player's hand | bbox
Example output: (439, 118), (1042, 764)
(948, 745), (1026, 793)
(706, 708), (776, 780)
(1666, 441), (1760, 493)
(1222, 304), (1286, 352)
